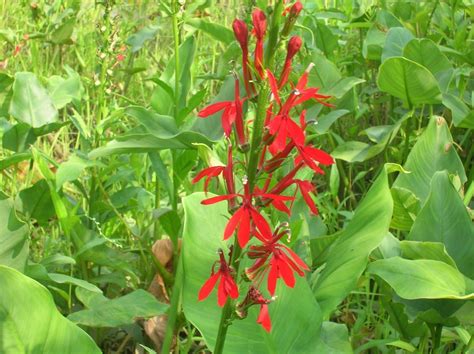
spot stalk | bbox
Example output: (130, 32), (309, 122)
(264, 0), (284, 69)
(247, 86), (270, 190)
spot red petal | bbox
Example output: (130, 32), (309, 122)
(271, 199), (291, 216)
(281, 245), (310, 271)
(201, 194), (238, 205)
(217, 275), (228, 307)
(267, 258), (278, 295)
(249, 207), (272, 240)
(224, 273), (239, 300)
(224, 207), (244, 240)
(198, 272), (220, 301)
(192, 166), (225, 184)
(277, 256), (296, 288)
(266, 69), (281, 105)
(237, 208), (251, 247)
(198, 101), (231, 117)
(287, 119), (305, 146)
(257, 304), (272, 332)
(304, 146), (334, 165)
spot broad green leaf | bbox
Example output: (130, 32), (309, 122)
(313, 322), (352, 353)
(2, 123), (36, 152)
(313, 20), (338, 56)
(16, 179), (55, 224)
(400, 241), (457, 268)
(182, 193), (324, 353)
(56, 155), (94, 189)
(47, 273), (102, 294)
(393, 117), (466, 202)
(377, 57), (442, 107)
(9, 72), (58, 128)
(126, 24), (160, 53)
(187, 19), (234, 44)
(407, 171), (474, 278)
(47, 69), (83, 109)
(390, 187), (420, 231)
(0, 265), (100, 354)
(51, 18), (75, 45)
(89, 132), (211, 158)
(312, 166), (393, 317)
(381, 27), (414, 62)
(313, 109), (349, 134)
(68, 289), (168, 328)
(442, 93), (474, 129)
(368, 258), (474, 300)
(0, 197), (28, 272)
(403, 38), (453, 92)
(362, 10), (402, 60)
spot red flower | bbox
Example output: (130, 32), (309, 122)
(252, 9), (267, 78)
(246, 226), (309, 296)
(267, 109), (306, 154)
(201, 182), (294, 247)
(293, 179), (319, 215)
(198, 79), (245, 138)
(192, 165), (225, 192)
(238, 286), (272, 332)
(198, 249), (239, 307)
(233, 19), (254, 96)
(279, 36), (302, 88)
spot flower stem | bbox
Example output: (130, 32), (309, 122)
(247, 86), (270, 191)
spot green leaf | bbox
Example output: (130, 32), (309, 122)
(0, 265), (100, 353)
(68, 289), (168, 328)
(2, 123), (36, 152)
(187, 19), (234, 44)
(393, 117), (466, 202)
(407, 171), (474, 278)
(390, 187), (420, 231)
(56, 154), (94, 189)
(313, 322), (352, 353)
(51, 18), (75, 45)
(0, 197), (29, 272)
(16, 179), (55, 224)
(377, 57), (442, 107)
(381, 27), (414, 62)
(47, 68), (83, 109)
(0, 152), (32, 171)
(126, 24), (160, 53)
(48, 273), (102, 294)
(9, 72), (58, 128)
(442, 93), (474, 129)
(400, 241), (457, 268)
(312, 166), (393, 317)
(403, 38), (453, 92)
(368, 258), (474, 300)
(182, 193), (324, 353)
(313, 109), (349, 134)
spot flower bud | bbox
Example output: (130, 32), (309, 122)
(232, 19), (248, 50)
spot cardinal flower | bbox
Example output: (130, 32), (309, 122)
(201, 181), (294, 247)
(238, 286), (272, 332)
(279, 36), (302, 88)
(198, 79), (245, 138)
(198, 249), (239, 307)
(233, 19), (254, 97)
(246, 226), (309, 295)
(252, 9), (267, 78)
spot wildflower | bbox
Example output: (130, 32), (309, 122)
(252, 9), (267, 78)
(238, 286), (272, 332)
(198, 79), (245, 138)
(246, 226), (309, 295)
(278, 36), (302, 88)
(201, 182), (294, 247)
(233, 19), (253, 96)
(198, 249), (239, 307)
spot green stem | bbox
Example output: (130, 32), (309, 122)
(247, 86), (270, 190)
(264, 0), (284, 69)
(160, 255), (183, 354)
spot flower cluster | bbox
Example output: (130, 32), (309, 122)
(194, 1), (334, 332)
